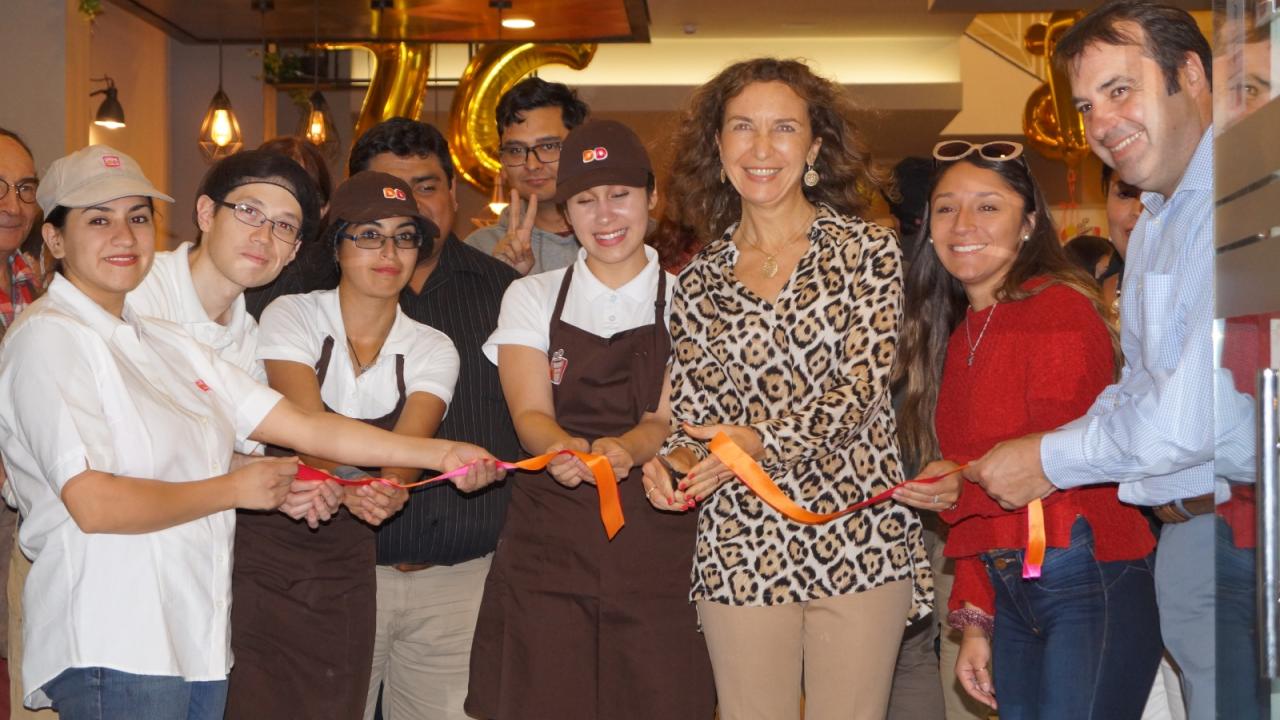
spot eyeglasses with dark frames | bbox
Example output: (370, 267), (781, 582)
(498, 141), (564, 167)
(217, 201), (303, 245)
(0, 179), (38, 204)
(340, 227), (424, 250)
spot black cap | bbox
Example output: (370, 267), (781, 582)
(552, 120), (651, 203)
(327, 171), (439, 241)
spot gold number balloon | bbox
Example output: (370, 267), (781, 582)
(448, 42), (598, 193)
(327, 42), (433, 144)
(1023, 11), (1090, 164)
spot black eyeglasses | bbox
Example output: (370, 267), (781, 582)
(341, 228), (424, 250)
(0, 179), (38, 204)
(217, 201), (302, 245)
(498, 141), (563, 167)
(933, 140), (1025, 163)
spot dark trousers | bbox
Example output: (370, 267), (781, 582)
(1216, 516), (1270, 719)
(985, 517), (1162, 720)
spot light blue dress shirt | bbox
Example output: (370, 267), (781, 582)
(1041, 128), (1217, 506)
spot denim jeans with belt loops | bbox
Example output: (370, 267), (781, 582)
(984, 516), (1162, 720)
(43, 667), (228, 720)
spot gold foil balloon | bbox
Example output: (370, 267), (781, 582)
(1023, 11), (1090, 164)
(329, 42), (433, 144)
(449, 43), (597, 193)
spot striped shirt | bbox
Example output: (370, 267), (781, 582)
(377, 235), (522, 565)
(1041, 128), (1215, 505)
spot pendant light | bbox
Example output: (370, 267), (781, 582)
(488, 173), (509, 215)
(90, 76), (126, 129)
(198, 40), (244, 161)
(298, 0), (339, 158)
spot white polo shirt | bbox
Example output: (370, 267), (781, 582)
(128, 241), (266, 383)
(482, 245), (674, 364)
(257, 288), (460, 418)
(0, 275), (282, 708)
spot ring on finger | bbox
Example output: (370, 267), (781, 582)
(644, 485), (655, 498)
(932, 494), (939, 504)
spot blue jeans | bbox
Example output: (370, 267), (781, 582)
(984, 517), (1162, 720)
(43, 667), (228, 720)
(1216, 516), (1269, 719)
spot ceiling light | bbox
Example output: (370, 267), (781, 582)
(90, 77), (126, 129)
(501, 17), (535, 29)
(198, 42), (244, 161)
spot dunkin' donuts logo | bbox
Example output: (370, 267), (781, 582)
(102, 155), (122, 168)
(581, 146), (609, 163)
(382, 187), (407, 201)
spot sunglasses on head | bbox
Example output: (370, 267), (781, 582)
(932, 140), (1025, 163)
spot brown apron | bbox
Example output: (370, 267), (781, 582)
(467, 266), (716, 720)
(226, 336), (402, 720)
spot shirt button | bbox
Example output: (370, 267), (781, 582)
(609, 295), (618, 303)
(215, 599), (226, 609)
(608, 315), (616, 322)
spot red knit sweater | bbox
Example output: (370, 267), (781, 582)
(935, 281), (1155, 615)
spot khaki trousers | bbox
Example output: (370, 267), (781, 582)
(8, 533), (58, 718)
(363, 555), (491, 720)
(697, 579), (912, 720)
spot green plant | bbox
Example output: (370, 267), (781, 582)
(78, 0), (103, 23)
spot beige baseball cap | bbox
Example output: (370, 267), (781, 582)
(37, 145), (173, 214)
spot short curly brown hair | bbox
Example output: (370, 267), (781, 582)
(655, 57), (888, 263)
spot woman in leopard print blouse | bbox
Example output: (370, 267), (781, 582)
(644, 58), (932, 720)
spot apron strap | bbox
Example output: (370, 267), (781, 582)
(550, 264), (576, 323)
(316, 336), (337, 385)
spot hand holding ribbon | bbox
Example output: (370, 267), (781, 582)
(294, 445), (625, 538)
(706, 432), (1046, 579)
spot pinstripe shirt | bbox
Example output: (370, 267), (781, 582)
(1041, 129), (1215, 506)
(376, 235), (522, 565)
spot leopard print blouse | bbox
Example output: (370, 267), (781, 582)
(664, 204), (932, 620)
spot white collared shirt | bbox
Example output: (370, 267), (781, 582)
(0, 275), (282, 708)
(257, 288), (459, 418)
(482, 245), (674, 364)
(128, 242), (266, 383)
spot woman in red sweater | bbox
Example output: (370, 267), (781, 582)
(893, 141), (1161, 719)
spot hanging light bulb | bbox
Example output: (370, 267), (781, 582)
(198, 41), (243, 162)
(488, 173), (509, 215)
(297, 89), (340, 158)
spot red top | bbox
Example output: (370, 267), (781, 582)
(936, 281), (1155, 615)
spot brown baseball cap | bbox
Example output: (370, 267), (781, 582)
(327, 171), (439, 240)
(552, 120), (652, 204)
(37, 145), (173, 214)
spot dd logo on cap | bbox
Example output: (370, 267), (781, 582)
(382, 187), (407, 201)
(581, 146), (609, 164)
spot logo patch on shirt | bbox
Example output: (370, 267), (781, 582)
(102, 155), (122, 168)
(382, 187), (407, 201)
(581, 146), (609, 164)
(195, 379), (211, 392)
(549, 349), (568, 385)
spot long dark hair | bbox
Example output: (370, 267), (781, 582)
(654, 58), (888, 263)
(894, 154), (1118, 463)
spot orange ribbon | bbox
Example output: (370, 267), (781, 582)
(297, 449), (624, 539)
(707, 432), (965, 523)
(1023, 498), (1046, 579)
(707, 432), (1048, 581)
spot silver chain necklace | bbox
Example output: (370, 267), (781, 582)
(964, 302), (998, 367)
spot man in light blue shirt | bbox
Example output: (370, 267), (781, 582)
(960, 2), (1222, 717)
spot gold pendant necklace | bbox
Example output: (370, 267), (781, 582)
(742, 209), (816, 279)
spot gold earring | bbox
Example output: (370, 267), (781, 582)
(719, 167), (727, 183)
(803, 163), (820, 187)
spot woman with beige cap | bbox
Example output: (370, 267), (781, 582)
(466, 120), (715, 720)
(0, 145), (503, 719)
